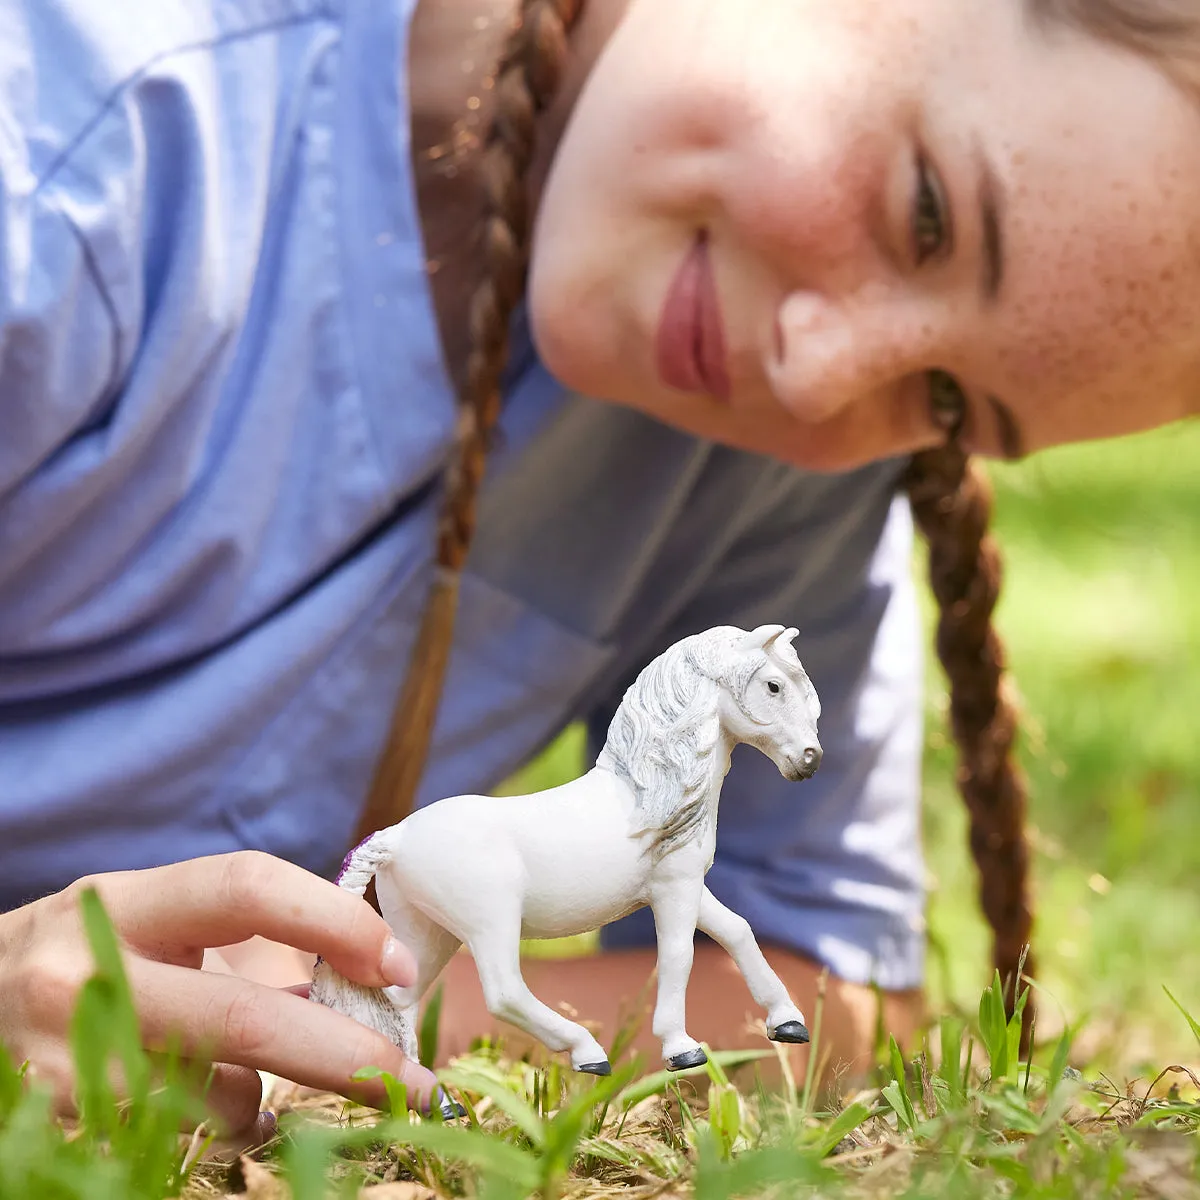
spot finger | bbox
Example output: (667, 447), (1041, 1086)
(203, 1063), (264, 1137)
(128, 958), (438, 1111)
(85, 852), (415, 989)
(199, 1109), (278, 1164)
(21, 1050), (76, 1118)
(255, 1110), (278, 1145)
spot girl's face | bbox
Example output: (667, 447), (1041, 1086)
(528, 0), (1200, 470)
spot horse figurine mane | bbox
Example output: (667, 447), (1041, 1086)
(597, 626), (816, 858)
(311, 624), (823, 1110)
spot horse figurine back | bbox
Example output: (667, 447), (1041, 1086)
(312, 624), (823, 1089)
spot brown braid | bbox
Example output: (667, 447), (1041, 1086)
(440, 0), (583, 575)
(905, 444), (1034, 1020)
(353, 0), (584, 846)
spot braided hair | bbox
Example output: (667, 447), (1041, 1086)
(353, 0), (583, 846)
(360, 0), (1034, 1017)
(906, 446), (1033, 1011)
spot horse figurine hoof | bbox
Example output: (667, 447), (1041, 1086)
(769, 1021), (811, 1045)
(576, 1060), (612, 1076)
(667, 1047), (709, 1071)
(435, 1089), (467, 1120)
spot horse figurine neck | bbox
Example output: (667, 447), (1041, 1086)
(311, 623), (823, 1108)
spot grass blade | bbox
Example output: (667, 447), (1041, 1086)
(979, 972), (1009, 1083)
(387, 1120), (540, 1190)
(617, 1050), (771, 1110)
(439, 1066), (546, 1149)
(76, 888), (150, 1107)
(543, 1064), (638, 1177)
(419, 984), (444, 1070)
(1163, 987), (1200, 1051)
(888, 1037), (919, 1131)
(810, 1100), (874, 1158)
(938, 1016), (966, 1110)
(694, 1132), (828, 1200)
(69, 976), (120, 1144)
(1049, 1027), (1073, 1089)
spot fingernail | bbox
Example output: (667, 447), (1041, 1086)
(256, 1111), (277, 1142)
(380, 937), (414, 987)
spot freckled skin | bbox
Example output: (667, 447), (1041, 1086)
(526, 0), (1200, 469)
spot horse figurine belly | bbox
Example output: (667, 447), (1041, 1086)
(311, 624), (823, 1089)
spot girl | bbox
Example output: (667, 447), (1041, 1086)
(2, 0), (1198, 1137)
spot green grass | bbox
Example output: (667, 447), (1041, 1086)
(3, 425), (1199, 1197)
(7, 892), (1200, 1199)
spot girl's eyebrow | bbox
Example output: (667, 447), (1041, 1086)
(977, 141), (1006, 303)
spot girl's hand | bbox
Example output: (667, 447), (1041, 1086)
(0, 851), (436, 1135)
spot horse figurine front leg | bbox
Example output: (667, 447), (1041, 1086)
(696, 887), (810, 1044)
(647, 863), (811, 1071)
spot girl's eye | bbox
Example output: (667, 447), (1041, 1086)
(767, 681), (781, 696)
(913, 157), (951, 265)
(928, 369), (967, 438)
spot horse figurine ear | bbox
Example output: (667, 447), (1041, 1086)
(734, 624), (801, 672)
(737, 625), (802, 664)
(737, 624), (787, 653)
(767, 627), (802, 669)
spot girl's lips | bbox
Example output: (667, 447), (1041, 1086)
(656, 234), (731, 401)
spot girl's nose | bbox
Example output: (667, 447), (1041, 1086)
(765, 290), (941, 422)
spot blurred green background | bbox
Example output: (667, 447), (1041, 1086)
(925, 420), (1200, 1071)
(504, 421), (1200, 1075)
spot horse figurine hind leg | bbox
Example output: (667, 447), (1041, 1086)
(312, 624), (822, 1083)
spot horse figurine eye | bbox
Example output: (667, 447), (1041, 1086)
(767, 681), (781, 696)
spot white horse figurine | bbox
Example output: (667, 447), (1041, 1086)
(311, 624), (822, 1096)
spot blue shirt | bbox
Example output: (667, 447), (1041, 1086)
(0, 0), (926, 988)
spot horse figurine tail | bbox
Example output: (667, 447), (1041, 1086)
(335, 828), (396, 897)
(309, 826), (421, 1064)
